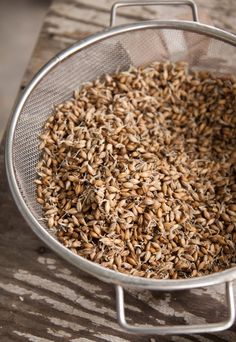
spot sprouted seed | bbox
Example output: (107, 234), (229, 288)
(36, 61), (236, 279)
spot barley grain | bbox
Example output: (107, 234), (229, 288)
(36, 61), (236, 280)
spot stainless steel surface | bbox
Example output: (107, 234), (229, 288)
(116, 282), (235, 334)
(110, 0), (199, 26)
(6, 19), (236, 289)
(5, 0), (236, 335)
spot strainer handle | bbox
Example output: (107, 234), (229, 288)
(110, 0), (199, 26)
(115, 281), (235, 335)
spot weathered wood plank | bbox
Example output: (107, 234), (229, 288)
(1, 0), (236, 341)
(45, 0), (210, 39)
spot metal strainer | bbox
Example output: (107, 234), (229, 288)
(5, 0), (236, 335)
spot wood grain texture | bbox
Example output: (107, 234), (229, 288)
(1, 0), (236, 341)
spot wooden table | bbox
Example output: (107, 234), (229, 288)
(1, 1), (236, 341)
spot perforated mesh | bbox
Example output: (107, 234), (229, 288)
(12, 27), (236, 235)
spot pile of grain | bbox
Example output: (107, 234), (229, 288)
(36, 61), (236, 279)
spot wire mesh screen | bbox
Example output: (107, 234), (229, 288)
(12, 27), (236, 234)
